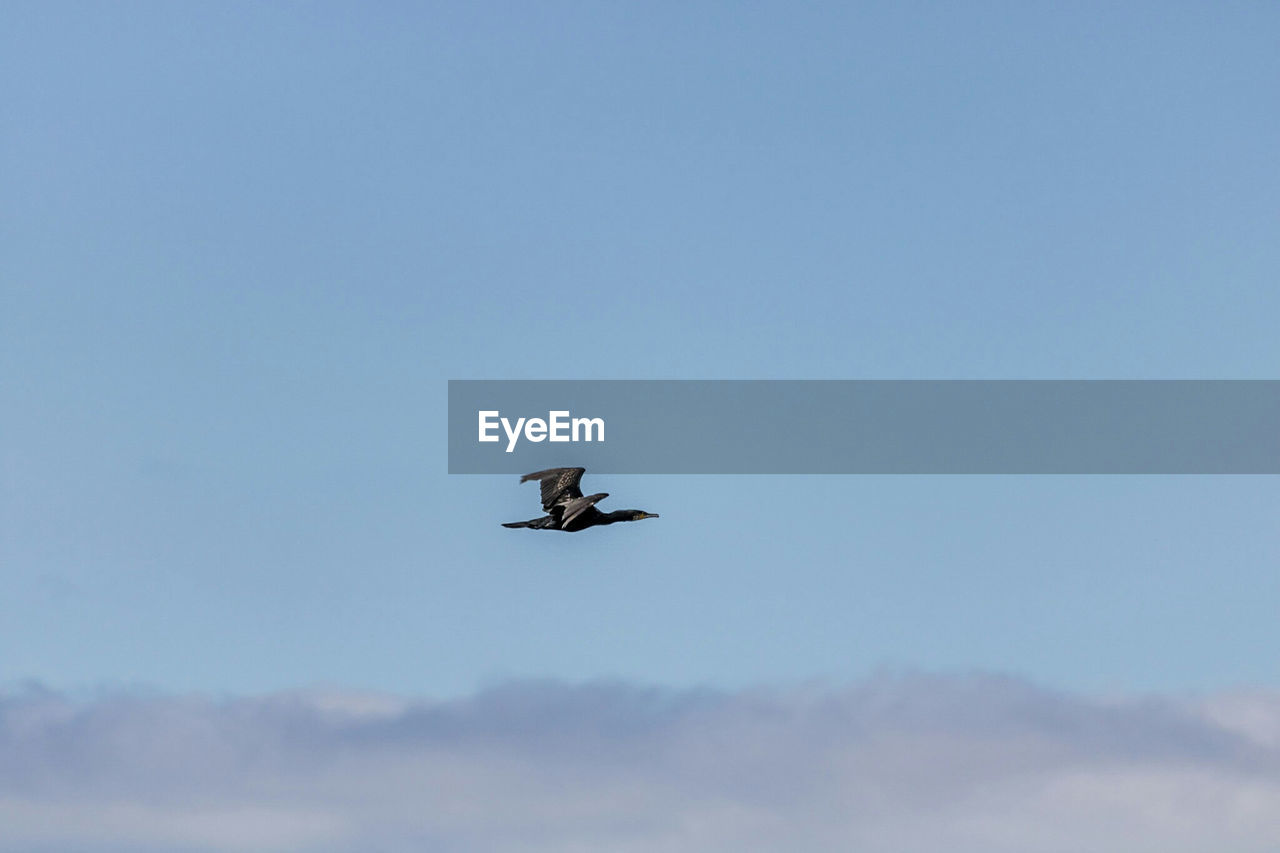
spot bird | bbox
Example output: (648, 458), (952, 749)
(502, 467), (659, 532)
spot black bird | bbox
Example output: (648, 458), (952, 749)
(502, 467), (659, 532)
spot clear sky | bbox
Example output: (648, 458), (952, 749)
(4, 1), (1279, 702)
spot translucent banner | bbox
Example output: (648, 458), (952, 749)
(448, 380), (1280, 474)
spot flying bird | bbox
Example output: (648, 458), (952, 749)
(502, 467), (659, 532)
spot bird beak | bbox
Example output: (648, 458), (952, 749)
(642, 513), (659, 519)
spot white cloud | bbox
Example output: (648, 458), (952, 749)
(2, 674), (1279, 852)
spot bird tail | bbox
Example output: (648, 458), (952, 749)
(503, 515), (559, 529)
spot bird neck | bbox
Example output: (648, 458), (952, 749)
(599, 510), (632, 525)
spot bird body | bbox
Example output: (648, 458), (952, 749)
(502, 467), (659, 532)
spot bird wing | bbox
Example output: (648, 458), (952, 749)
(520, 467), (586, 511)
(557, 492), (608, 528)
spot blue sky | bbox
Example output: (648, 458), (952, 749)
(5, 5), (1280, 849)
(4, 1), (1279, 704)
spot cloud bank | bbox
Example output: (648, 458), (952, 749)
(3, 674), (1279, 852)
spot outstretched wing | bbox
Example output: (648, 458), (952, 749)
(520, 467), (586, 511)
(556, 492), (608, 528)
